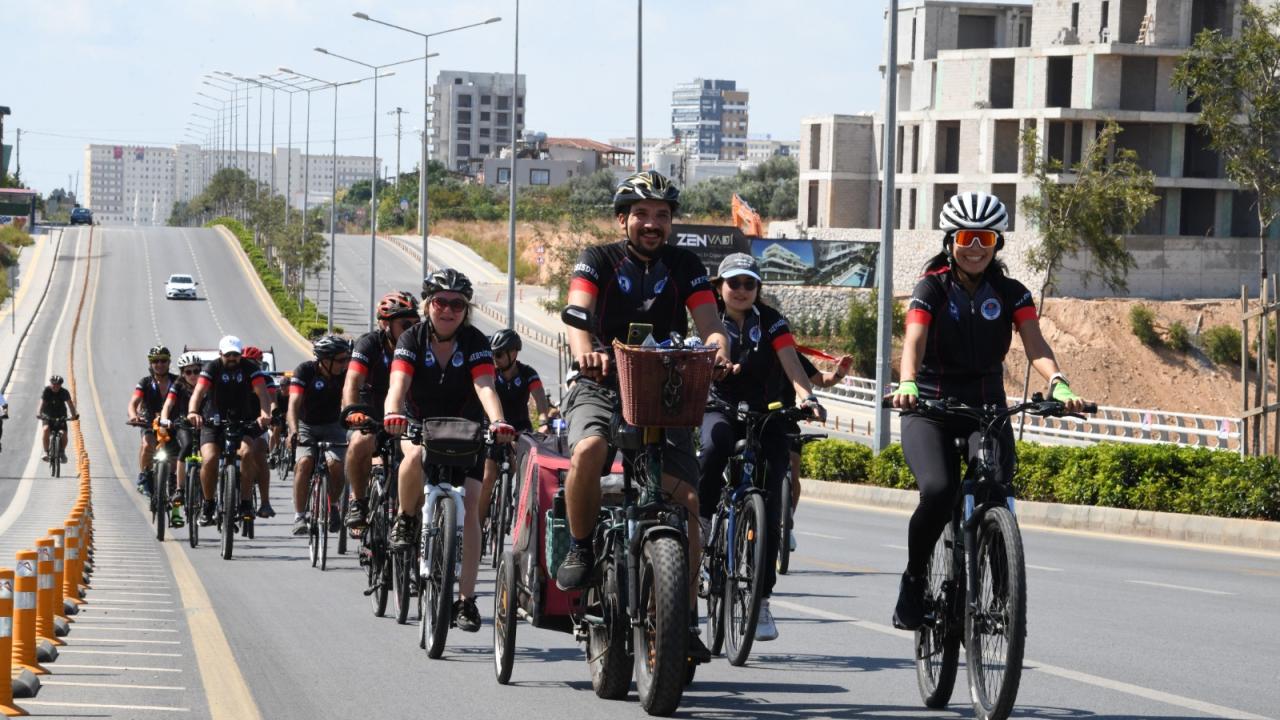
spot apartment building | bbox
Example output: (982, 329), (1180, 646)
(671, 79), (750, 161)
(430, 70), (526, 175)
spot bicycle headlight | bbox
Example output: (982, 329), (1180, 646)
(155, 449), (168, 461)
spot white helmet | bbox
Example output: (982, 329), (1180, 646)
(176, 352), (202, 369)
(939, 191), (1008, 233)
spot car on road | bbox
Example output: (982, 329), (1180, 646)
(164, 274), (198, 300)
(184, 346), (277, 374)
(69, 207), (93, 225)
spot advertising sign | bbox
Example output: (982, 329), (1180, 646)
(669, 223), (747, 272)
(669, 224), (879, 287)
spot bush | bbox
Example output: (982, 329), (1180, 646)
(1202, 325), (1242, 365)
(800, 438), (1280, 521)
(1166, 320), (1191, 352)
(1129, 304), (1160, 346)
(842, 290), (906, 376)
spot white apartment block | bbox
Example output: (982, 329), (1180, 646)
(430, 70), (526, 174)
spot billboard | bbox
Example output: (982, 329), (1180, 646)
(669, 223), (878, 288)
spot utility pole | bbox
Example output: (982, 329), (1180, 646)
(388, 107), (407, 191)
(14, 128), (19, 183)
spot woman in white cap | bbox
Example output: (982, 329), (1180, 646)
(697, 252), (825, 643)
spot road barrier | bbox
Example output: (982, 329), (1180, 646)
(12, 551), (44, 677)
(45, 529), (68, 636)
(34, 540), (59, 651)
(0, 568), (24, 716)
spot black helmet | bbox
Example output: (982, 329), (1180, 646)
(49, 375), (64, 385)
(422, 268), (474, 301)
(312, 334), (352, 360)
(613, 170), (680, 216)
(148, 345), (171, 361)
(490, 329), (522, 354)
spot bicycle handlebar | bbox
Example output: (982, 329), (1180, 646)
(880, 395), (1098, 420)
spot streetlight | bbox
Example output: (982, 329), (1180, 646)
(280, 67), (395, 333)
(352, 11), (501, 283)
(636, 0), (643, 173)
(506, 1), (520, 328)
(315, 47), (433, 332)
(257, 77), (306, 224)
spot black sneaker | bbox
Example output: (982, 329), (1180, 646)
(389, 514), (416, 551)
(199, 501), (217, 527)
(256, 503), (275, 519)
(555, 545), (593, 591)
(60, 452), (69, 463)
(237, 500), (254, 521)
(327, 510), (342, 535)
(453, 597), (482, 633)
(345, 498), (369, 530)
(687, 630), (713, 663)
(893, 572), (927, 631)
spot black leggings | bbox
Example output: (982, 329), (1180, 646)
(698, 407), (791, 597)
(901, 412), (1016, 577)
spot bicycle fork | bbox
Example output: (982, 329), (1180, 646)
(420, 483), (466, 579)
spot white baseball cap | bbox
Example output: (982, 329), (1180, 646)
(218, 335), (244, 355)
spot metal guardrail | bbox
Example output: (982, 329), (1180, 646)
(814, 376), (1241, 451)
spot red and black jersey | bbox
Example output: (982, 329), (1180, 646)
(165, 381), (194, 423)
(350, 328), (398, 409)
(196, 357), (266, 420)
(494, 361), (542, 432)
(711, 303), (797, 411)
(289, 361), (346, 425)
(906, 268), (1037, 406)
(569, 240), (715, 348)
(134, 373), (177, 420)
(391, 323), (495, 421)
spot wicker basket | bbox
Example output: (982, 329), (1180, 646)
(612, 340), (718, 428)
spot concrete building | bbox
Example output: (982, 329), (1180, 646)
(796, 0), (1275, 298)
(430, 70), (526, 175)
(745, 136), (801, 162)
(480, 137), (633, 189)
(671, 79), (750, 161)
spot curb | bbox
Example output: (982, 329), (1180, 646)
(802, 479), (1280, 553)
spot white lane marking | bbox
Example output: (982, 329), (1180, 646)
(141, 228), (161, 339)
(72, 606), (174, 612)
(51, 663), (183, 673)
(881, 543), (909, 550)
(84, 584), (174, 590)
(91, 591), (174, 597)
(770, 599), (1268, 720)
(1027, 564), (1064, 572)
(86, 575), (170, 581)
(72, 637), (182, 645)
(70, 626), (179, 633)
(59, 649), (183, 657)
(70, 616), (176, 623)
(20, 700), (190, 713)
(796, 530), (843, 540)
(180, 227), (224, 334)
(84, 598), (174, 605)
(1127, 580), (1233, 596)
(42, 680), (186, 691)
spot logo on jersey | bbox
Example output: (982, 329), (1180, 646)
(423, 351), (437, 368)
(948, 301), (960, 322)
(235, 373), (244, 383)
(768, 318), (788, 335)
(980, 297), (1002, 320)
(514, 376), (523, 387)
(469, 351), (491, 363)
(451, 351), (464, 367)
(221, 373), (230, 383)
(653, 276), (668, 295)
(690, 275), (710, 289)
(618, 275), (633, 295)
(748, 325), (762, 343)
(314, 379), (325, 390)
(573, 263), (598, 280)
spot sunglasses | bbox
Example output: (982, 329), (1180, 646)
(182, 368), (201, 376)
(151, 358), (170, 363)
(430, 297), (469, 313)
(725, 277), (759, 291)
(952, 229), (999, 248)
(222, 352), (242, 360)
(325, 356), (352, 365)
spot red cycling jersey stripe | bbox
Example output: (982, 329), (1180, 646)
(196, 376), (212, 388)
(1013, 305), (1038, 328)
(686, 289), (716, 311)
(131, 389), (144, 398)
(251, 375), (266, 388)
(569, 277), (598, 297)
(348, 358), (370, 376)
(528, 378), (543, 393)
(390, 358), (416, 377)
(470, 363), (496, 380)
(906, 308), (932, 326)
(288, 384), (304, 395)
(771, 332), (797, 351)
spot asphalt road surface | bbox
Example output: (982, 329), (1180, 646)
(0, 225), (1274, 719)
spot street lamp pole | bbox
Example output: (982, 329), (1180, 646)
(507, 0), (520, 328)
(353, 11), (502, 283)
(636, 0), (643, 173)
(873, 0), (899, 454)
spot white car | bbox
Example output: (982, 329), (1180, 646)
(164, 273), (198, 300)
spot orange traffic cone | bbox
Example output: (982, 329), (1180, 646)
(33, 540), (59, 655)
(0, 568), (29, 715)
(11, 552), (44, 676)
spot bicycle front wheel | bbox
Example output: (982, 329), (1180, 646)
(704, 514), (726, 656)
(493, 550), (518, 685)
(724, 492), (766, 667)
(915, 522), (961, 708)
(777, 473), (792, 575)
(220, 465), (237, 560)
(421, 498), (456, 659)
(965, 507), (1027, 720)
(153, 464), (169, 542)
(337, 487), (350, 556)
(633, 533), (689, 716)
(186, 466), (201, 549)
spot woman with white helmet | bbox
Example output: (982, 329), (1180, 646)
(887, 191), (1089, 630)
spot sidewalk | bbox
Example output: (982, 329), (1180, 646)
(0, 228), (62, 394)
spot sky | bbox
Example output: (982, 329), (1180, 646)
(5, 0), (901, 196)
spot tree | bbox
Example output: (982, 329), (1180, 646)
(1173, 1), (1280, 281)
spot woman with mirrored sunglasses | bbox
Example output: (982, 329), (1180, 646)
(887, 191), (1089, 631)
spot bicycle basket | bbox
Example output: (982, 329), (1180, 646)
(420, 417), (484, 468)
(612, 340), (717, 428)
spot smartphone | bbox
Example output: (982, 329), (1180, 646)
(625, 322), (654, 346)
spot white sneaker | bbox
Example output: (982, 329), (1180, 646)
(755, 600), (779, 641)
(788, 530), (797, 552)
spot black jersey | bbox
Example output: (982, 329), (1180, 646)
(568, 240), (716, 348)
(289, 361), (346, 425)
(134, 373), (177, 421)
(905, 267), (1037, 406)
(710, 304), (797, 411)
(40, 386), (72, 418)
(196, 357), (267, 420)
(391, 323), (495, 421)
(494, 362), (542, 432)
(350, 328), (396, 408)
(165, 381), (194, 423)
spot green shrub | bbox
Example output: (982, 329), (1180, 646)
(1202, 325), (1242, 365)
(1129, 304), (1160, 346)
(801, 439), (871, 483)
(1166, 320), (1191, 352)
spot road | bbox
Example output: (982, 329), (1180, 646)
(0, 225), (1274, 718)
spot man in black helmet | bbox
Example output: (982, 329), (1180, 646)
(39, 375), (78, 463)
(557, 170), (733, 662)
(127, 345), (177, 495)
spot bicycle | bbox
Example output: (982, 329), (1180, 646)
(484, 440), (515, 569)
(40, 415), (71, 478)
(777, 431), (826, 576)
(702, 402), (810, 666)
(297, 437), (348, 571)
(131, 419), (177, 543)
(207, 416), (260, 561)
(348, 409), (409, 621)
(179, 422), (203, 549)
(884, 393), (1094, 720)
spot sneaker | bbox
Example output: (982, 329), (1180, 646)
(256, 503), (275, 519)
(389, 514), (415, 551)
(268, 453), (278, 470)
(237, 500), (254, 520)
(788, 529), (797, 553)
(327, 510), (342, 535)
(755, 600), (779, 641)
(292, 516), (309, 536)
(453, 597), (482, 633)
(199, 501), (217, 527)
(345, 498), (369, 530)
(60, 452), (69, 463)
(555, 545), (593, 591)
(136, 473), (151, 496)
(687, 629), (713, 663)
(41, 453), (49, 462)
(893, 572), (927, 631)
(169, 506), (185, 528)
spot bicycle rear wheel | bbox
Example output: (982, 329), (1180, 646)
(634, 533), (689, 716)
(777, 473), (792, 575)
(705, 514), (726, 656)
(393, 540), (413, 625)
(915, 522), (961, 708)
(724, 492), (766, 667)
(421, 497), (456, 659)
(493, 550), (518, 685)
(586, 552), (631, 700)
(50, 433), (61, 477)
(965, 506), (1026, 720)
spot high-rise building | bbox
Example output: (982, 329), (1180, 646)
(430, 70), (526, 174)
(671, 79), (749, 161)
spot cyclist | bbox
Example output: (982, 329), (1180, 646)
(383, 269), (516, 633)
(39, 375), (78, 462)
(0, 390), (8, 452)
(243, 346), (276, 518)
(889, 192), (1087, 630)
(160, 352), (204, 528)
(186, 335), (272, 527)
(127, 345), (177, 495)
(268, 371), (291, 469)
(696, 252), (825, 642)
(342, 290), (420, 532)
(288, 335), (352, 536)
(554, 170), (732, 661)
